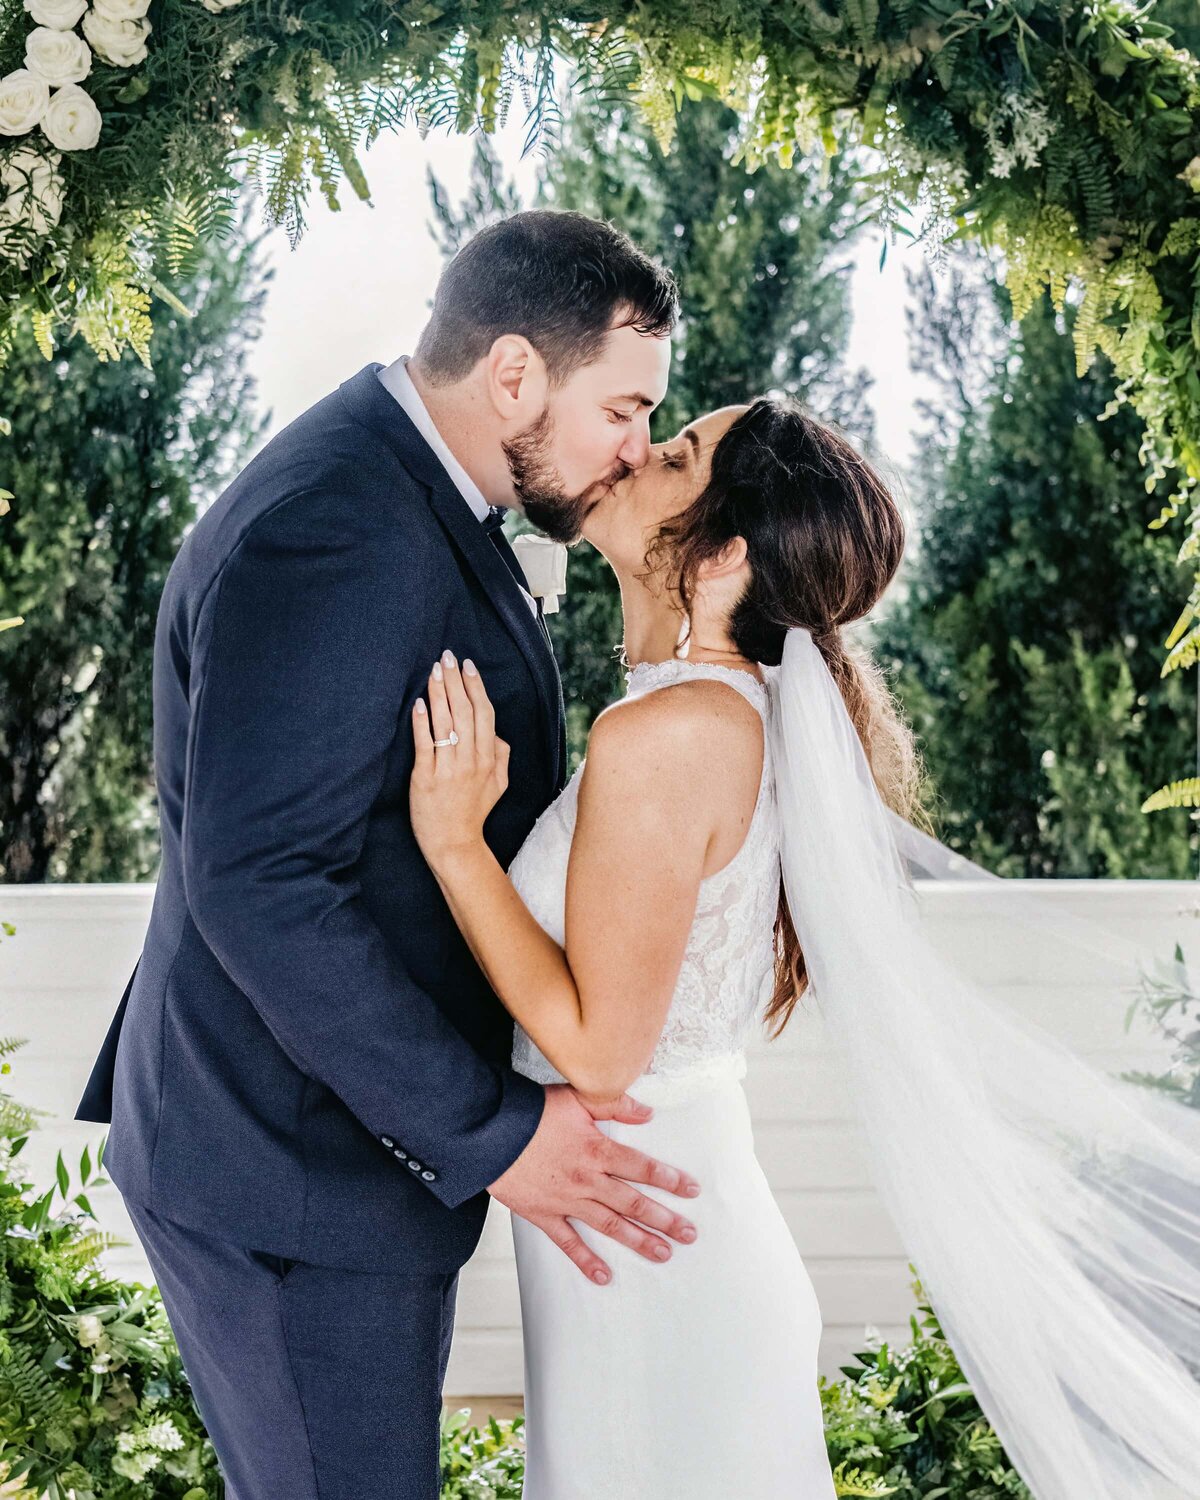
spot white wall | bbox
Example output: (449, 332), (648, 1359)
(2, 881), (1193, 1394)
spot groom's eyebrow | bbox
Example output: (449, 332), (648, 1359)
(613, 392), (659, 408)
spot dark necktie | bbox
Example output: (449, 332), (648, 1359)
(483, 506), (547, 630)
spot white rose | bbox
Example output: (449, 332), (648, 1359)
(23, 0), (88, 27)
(0, 142), (64, 235)
(91, 0), (151, 18)
(40, 81), (101, 150)
(199, 0), (247, 10)
(0, 69), (50, 136)
(25, 26), (93, 86)
(511, 534), (569, 614)
(81, 9), (150, 67)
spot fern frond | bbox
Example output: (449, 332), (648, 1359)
(56, 1231), (120, 1270)
(0, 1096), (47, 1135)
(0, 1341), (66, 1426)
(1160, 621), (1200, 676)
(30, 309), (54, 361)
(831, 1459), (900, 1497)
(1141, 776), (1200, 813)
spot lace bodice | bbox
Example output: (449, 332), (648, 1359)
(509, 658), (780, 1086)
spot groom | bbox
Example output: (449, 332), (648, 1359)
(74, 210), (699, 1498)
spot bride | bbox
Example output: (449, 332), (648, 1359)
(409, 396), (1200, 1499)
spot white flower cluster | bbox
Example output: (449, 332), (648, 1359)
(984, 87), (1055, 180)
(0, 0), (248, 258)
(0, 0), (152, 256)
(0, 0), (157, 154)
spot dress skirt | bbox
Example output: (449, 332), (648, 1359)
(510, 1051), (838, 1499)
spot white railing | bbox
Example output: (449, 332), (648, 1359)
(3, 880), (1196, 1395)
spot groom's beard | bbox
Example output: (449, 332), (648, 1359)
(503, 405), (630, 544)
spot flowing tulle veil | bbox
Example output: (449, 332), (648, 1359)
(766, 625), (1200, 1500)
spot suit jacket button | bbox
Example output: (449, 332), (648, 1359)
(422, 1170), (435, 1181)
(381, 1137), (394, 1149)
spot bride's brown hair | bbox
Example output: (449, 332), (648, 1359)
(644, 395), (933, 1038)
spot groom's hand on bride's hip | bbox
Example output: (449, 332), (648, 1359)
(486, 1083), (700, 1286)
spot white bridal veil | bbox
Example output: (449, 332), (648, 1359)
(766, 625), (1200, 1500)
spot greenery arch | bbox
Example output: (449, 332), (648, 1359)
(2, 0), (1199, 794)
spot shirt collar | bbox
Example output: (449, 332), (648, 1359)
(376, 355), (490, 524)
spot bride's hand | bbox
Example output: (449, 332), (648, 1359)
(410, 650), (510, 865)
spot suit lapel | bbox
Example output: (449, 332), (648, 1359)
(338, 363), (566, 789)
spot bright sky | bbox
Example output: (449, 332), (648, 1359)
(245, 112), (938, 484)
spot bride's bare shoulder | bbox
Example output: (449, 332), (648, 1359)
(586, 678), (763, 788)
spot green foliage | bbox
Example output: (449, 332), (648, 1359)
(0, 1034), (223, 1498)
(429, 90), (875, 757)
(0, 200), (269, 882)
(0, 0), (1196, 552)
(1120, 939), (1200, 1107)
(877, 251), (1196, 875)
(438, 1407), (525, 1498)
(1012, 629), (1191, 873)
(821, 1274), (1031, 1498)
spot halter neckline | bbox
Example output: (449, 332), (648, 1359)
(623, 657), (770, 711)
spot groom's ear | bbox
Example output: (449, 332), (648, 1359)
(486, 335), (548, 418)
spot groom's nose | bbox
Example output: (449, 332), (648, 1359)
(617, 422), (653, 471)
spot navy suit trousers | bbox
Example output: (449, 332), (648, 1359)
(124, 1198), (459, 1499)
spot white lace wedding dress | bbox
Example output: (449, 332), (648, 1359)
(507, 658), (837, 1499)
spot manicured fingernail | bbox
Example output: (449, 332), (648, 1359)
(442, 649), (456, 669)
(680, 1226), (696, 1242)
(654, 1245), (670, 1261)
(593, 1269), (609, 1285)
(463, 659), (477, 676)
(415, 699), (427, 715)
(432, 661), (443, 681)
(684, 1182), (700, 1196)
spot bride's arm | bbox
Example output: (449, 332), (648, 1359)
(409, 654), (724, 1102)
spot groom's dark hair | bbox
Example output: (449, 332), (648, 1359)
(414, 210), (678, 387)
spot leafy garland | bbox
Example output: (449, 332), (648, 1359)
(0, 0), (1199, 793)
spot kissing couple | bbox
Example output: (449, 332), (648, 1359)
(78, 209), (1200, 1500)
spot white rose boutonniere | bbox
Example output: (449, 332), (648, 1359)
(0, 69), (51, 136)
(511, 534), (569, 616)
(23, 0), (88, 28)
(40, 81), (101, 150)
(25, 27), (93, 87)
(81, 8), (151, 67)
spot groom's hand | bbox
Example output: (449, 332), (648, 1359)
(487, 1084), (700, 1286)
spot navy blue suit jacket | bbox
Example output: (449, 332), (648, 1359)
(75, 363), (568, 1273)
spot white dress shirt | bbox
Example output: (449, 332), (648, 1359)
(377, 355), (538, 618)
